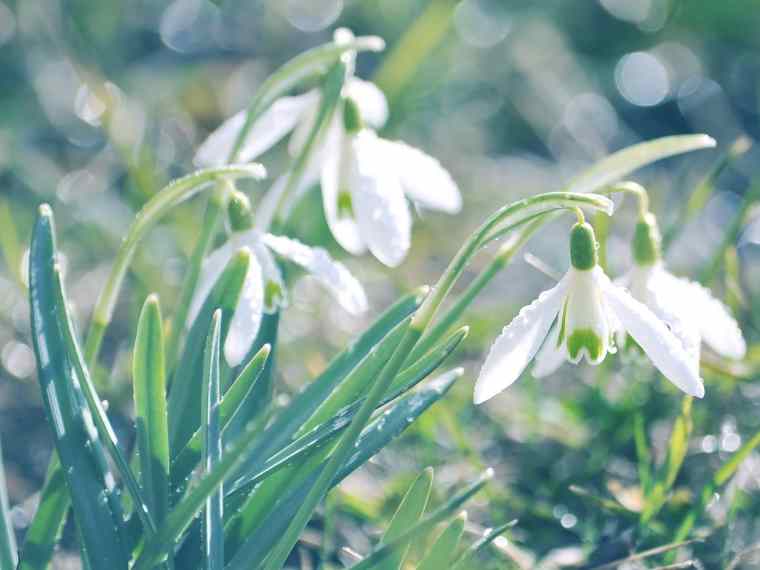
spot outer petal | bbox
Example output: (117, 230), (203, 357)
(321, 129), (366, 255)
(659, 271), (746, 360)
(252, 240), (286, 312)
(262, 233), (368, 315)
(188, 238), (241, 326)
(194, 91), (318, 166)
(601, 275), (705, 398)
(344, 78), (389, 129)
(351, 132), (412, 267)
(532, 322), (566, 378)
(474, 276), (569, 404)
(224, 253), (264, 367)
(378, 139), (462, 214)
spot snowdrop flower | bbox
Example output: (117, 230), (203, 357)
(473, 218), (705, 405)
(617, 212), (746, 365)
(317, 96), (461, 267)
(193, 76), (388, 168)
(190, 192), (368, 367)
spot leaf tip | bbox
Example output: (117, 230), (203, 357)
(38, 202), (53, 219)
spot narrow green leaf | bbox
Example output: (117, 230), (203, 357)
(220, 328), (466, 560)
(170, 344), (270, 494)
(566, 134), (716, 194)
(29, 205), (129, 568)
(168, 248), (251, 456)
(133, 294), (170, 528)
(349, 468), (494, 570)
(225, 369), (464, 570)
(417, 513), (467, 570)
(203, 310), (224, 570)
(451, 520), (516, 570)
(17, 454), (69, 570)
(230, 288), (426, 478)
(0, 436), (18, 569)
(377, 468), (433, 570)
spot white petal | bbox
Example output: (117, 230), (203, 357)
(188, 239), (242, 327)
(378, 139), (462, 214)
(224, 255), (264, 367)
(193, 111), (246, 168)
(601, 275), (705, 398)
(532, 323), (566, 378)
(195, 92), (318, 167)
(321, 130), (366, 255)
(252, 240), (286, 312)
(288, 91), (325, 157)
(344, 78), (389, 129)
(351, 132), (412, 267)
(564, 267), (611, 365)
(262, 233), (368, 315)
(658, 270), (746, 360)
(474, 277), (568, 404)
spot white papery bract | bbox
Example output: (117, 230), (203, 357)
(474, 266), (705, 405)
(189, 229), (368, 367)
(193, 78), (388, 168)
(618, 263), (746, 364)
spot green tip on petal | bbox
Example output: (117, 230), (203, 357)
(228, 190), (254, 231)
(337, 190), (354, 218)
(342, 96), (364, 134)
(632, 212), (661, 266)
(567, 328), (604, 362)
(570, 222), (598, 270)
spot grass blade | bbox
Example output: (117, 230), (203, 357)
(349, 468), (494, 570)
(203, 311), (224, 570)
(225, 369), (464, 570)
(168, 248), (250, 456)
(133, 294), (170, 528)
(29, 205), (129, 568)
(451, 520), (516, 569)
(566, 134), (716, 194)
(377, 468), (433, 570)
(0, 436), (17, 569)
(417, 512), (467, 570)
(17, 454), (69, 570)
(171, 344), (270, 495)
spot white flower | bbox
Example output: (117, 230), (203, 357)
(195, 75), (461, 267)
(190, 229), (368, 367)
(618, 269), (745, 367)
(193, 78), (388, 168)
(473, 222), (705, 405)
(318, 118), (462, 267)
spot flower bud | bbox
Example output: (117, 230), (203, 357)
(228, 190), (254, 231)
(570, 222), (598, 271)
(632, 212), (661, 266)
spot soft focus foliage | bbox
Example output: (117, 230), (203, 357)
(3, 1), (760, 568)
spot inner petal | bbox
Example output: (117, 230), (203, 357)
(565, 268), (611, 365)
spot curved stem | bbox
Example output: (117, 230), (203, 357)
(601, 181), (650, 217)
(83, 164), (265, 371)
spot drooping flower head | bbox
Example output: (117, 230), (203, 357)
(190, 190), (368, 367)
(616, 197), (746, 366)
(474, 215), (705, 404)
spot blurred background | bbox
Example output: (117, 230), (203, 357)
(3, 0), (760, 567)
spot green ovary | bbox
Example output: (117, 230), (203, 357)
(567, 328), (603, 362)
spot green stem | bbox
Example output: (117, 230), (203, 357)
(165, 184), (230, 367)
(83, 164), (264, 372)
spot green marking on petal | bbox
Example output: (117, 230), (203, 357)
(557, 300), (569, 346)
(337, 190), (354, 218)
(264, 280), (283, 310)
(567, 328), (603, 362)
(342, 96), (364, 134)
